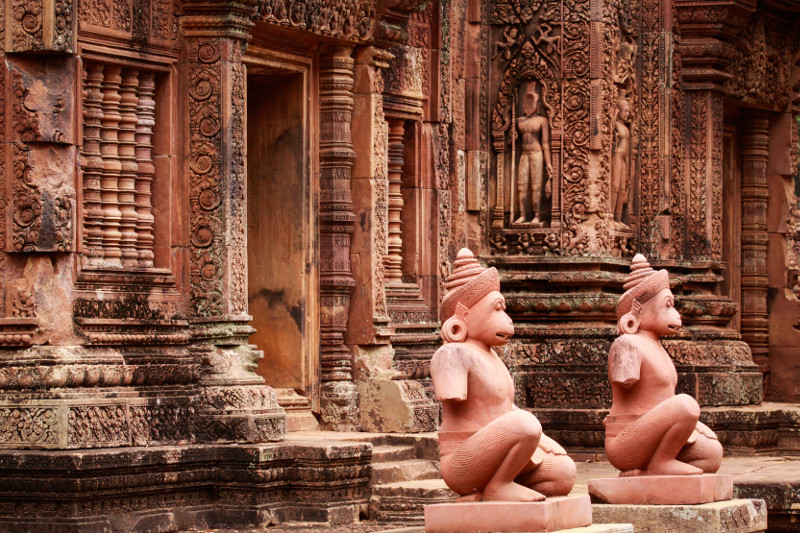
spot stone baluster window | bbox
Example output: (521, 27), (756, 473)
(80, 61), (157, 269)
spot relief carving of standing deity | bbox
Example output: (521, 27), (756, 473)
(511, 82), (553, 226)
(610, 98), (631, 227)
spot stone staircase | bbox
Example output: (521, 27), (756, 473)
(367, 435), (457, 521)
(285, 431), (458, 522)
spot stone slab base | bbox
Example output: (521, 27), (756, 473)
(591, 498), (768, 533)
(424, 494), (592, 532)
(588, 474), (733, 504)
(0, 440), (371, 533)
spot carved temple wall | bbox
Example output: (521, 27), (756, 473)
(0, 0), (798, 529)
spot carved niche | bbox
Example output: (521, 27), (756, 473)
(488, 0), (636, 257)
(489, 0), (562, 250)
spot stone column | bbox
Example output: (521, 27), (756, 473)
(741, 110), (770, 374)
(318, 46), (359, 430)
(182, 0), (285, 443)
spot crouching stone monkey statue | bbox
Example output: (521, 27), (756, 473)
(431, 248), (576, 502)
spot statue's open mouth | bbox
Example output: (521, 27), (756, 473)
(496, 333), (512, 341)
(667, 324), (681, 332)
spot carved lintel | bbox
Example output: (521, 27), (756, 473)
(257, 0), (377, 43)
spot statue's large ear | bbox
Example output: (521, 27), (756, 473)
(618, 313), (639, 335)
(442, 316), (467, 343)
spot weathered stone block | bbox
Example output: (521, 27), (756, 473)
(6, 56), (76, 144)
(592, 498), (768, 533)
(7, 143), (75, 252)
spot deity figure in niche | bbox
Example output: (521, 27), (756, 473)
(605, 254), (723, 476)
(431, 248), (576, 501)
(512, 83), (552, 225)
(610, 98), (631, 226)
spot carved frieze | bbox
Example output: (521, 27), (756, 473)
(78, 0), (178, 44)
(255, 0), (376, 42)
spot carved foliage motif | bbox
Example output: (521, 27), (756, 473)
(670, 37), (686, 259)
(188, 38), (225, 317)
(373, 98), (389, 320)
(256, 0), (376, 42)
(11, 0), (44, 50)
(10, 0), (73, 52)
(637, 0), (663, 257)
(0, 407), (57, 444)
(688, 92), (709, 258)
(52, 0), (74, 50)
(68, 405), (129, 445)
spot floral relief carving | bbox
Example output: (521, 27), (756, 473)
(11, 0), (44, 50)
(68, 405), (129, 446)
(151, 0), (178, 40)
(188, 38), (225, 317)
(0, 407), (57, 444)
(112, 0), (131, 31)
(78, 0), (111, 30)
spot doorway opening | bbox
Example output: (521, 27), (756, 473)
(246, 64), (319, 429)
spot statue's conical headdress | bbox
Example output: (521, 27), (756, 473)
(440, 248), (500, 321)
(616, 254), (670, 319)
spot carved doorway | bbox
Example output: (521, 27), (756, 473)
(246, 55), (320, 430)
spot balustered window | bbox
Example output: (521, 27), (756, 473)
(80, 61), (160, 269)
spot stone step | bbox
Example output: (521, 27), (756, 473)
(370, 459), (441, 485)
(372, 444), (418, 463)
(370, 479), (458, 522)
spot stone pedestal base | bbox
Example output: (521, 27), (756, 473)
(588, 474), (733, 505)
(592, 498), (768, 533)
(424, 494), (592, 532)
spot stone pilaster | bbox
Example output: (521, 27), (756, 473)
(319, 46), (359, 430)
(741, 110), (771, 375)
(182, 0), (285, 443)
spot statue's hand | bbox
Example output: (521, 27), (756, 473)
(538, 434), (567, 455)
(687, 430), (699, 444)
(695, 421), (719, 441)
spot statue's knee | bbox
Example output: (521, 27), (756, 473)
(705, 439), (723, 472)
(507, 410), (542, 440)
(673, 394), (701, 421)
(549, 456), (576, 495)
